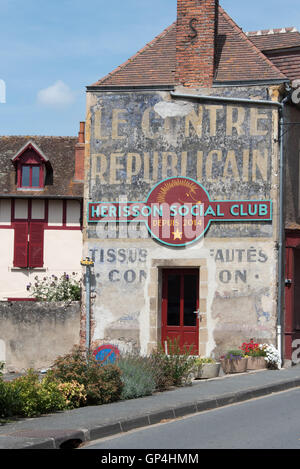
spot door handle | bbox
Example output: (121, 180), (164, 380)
(193, 310), (202, 321)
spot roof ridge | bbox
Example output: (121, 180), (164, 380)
(219, 6), (287, 80)
(246, 27), (298, 36)
(92, 22), (176, 87)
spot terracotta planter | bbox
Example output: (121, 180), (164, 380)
(195, 363), (221, 379)
(221, 357), (248, 374)
(247, 356), (267, 370)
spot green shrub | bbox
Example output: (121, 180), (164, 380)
(149, 338), (196, 389)
(0, 379), (18, 419)
(56, 380), (87, 409)
(49, 346), (123, 406)
(9, 370), (67, 418)
(117, 355), (157, 400)
(147, 350), (174, 391)
(0, 369), (87, 419)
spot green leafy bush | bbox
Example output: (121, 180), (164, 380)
(9, 370), (67, 417)
(27, 273), (81, 302)
(48, 346), (123, 405)
(147, 351), (174, 391)
(149, 338), (196, 389)
(0, 379), (18, 419)
(56, 380), (87, 409)
(117, 355), (157, 400)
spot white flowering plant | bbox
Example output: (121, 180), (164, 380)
(259, 344), (281, 370)
(27, 273), (81, 302)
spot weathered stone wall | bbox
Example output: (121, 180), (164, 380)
(0, 301), (81, 372)
(84, 86), (280, 358)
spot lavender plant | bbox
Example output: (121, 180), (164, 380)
(117, 355), (157, 400)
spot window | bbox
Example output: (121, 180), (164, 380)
(21, 165), (43, 189)
(11, 141), (48, 190)
(13, 222), (44, 268)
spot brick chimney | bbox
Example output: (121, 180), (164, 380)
(74, 121), (85, 182)
(176, 0), (219, 88)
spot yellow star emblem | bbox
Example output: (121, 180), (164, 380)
(172, 229), (183, 240)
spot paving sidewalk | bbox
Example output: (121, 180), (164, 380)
(1, 365), (300, 449)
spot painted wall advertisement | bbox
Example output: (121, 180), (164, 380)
(86, 91), (276, 355)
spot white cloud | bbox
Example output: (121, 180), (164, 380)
(37, 80), (75, 108)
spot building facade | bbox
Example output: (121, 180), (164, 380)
(83, 0), (300, 361)
(0, 123), (85, 301)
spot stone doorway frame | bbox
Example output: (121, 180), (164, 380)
(147, 258), (208, 356)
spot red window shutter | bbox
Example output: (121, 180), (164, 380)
(28, 222), (44, 268)
(13, 222), (28, 268)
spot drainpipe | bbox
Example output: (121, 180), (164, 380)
(81, 257), (94, 356)
(277, 94), (290, 368)
(170, 90), (290, 367)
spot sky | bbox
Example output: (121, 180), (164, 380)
(0, 0), (299, 137)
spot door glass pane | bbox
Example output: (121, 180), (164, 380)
(184, 274), (198, 326)
(21, 166), (30, 187)
(31, 166), (40, 187)
(167, 274), (181, 326)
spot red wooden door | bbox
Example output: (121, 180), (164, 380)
(285, 233), (300, 360)
(162, 269), (199, 354)
(293, 249), (300, 331)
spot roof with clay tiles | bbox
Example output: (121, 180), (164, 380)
(0, 136), (83, 198)
(246, 28), (300, 82)
(247, 28), (300, 51)
(91, 4), (287, 87)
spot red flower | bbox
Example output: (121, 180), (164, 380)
(240, 339), (260, 356)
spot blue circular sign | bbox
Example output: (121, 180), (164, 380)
(93, 344), (120, 365)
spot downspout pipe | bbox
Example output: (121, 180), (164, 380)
(171, 90), (290, 366)
(81, 257), (95, 357)
(277, 95), (290, 368)
(86, 264), (91, 352)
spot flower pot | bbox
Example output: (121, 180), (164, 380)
(221, 357), (248, 374)
(196, 363), (221, 379)
(247, 356), (267, 370)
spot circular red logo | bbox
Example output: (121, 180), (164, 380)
(146, 177), (210, 246)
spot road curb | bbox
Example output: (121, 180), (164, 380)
(1, 429), (88, 450)
(77, 377), (300, 449)
(3, 376), (300, 449)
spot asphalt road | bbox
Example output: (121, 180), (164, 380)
(81, 387), (300, 450)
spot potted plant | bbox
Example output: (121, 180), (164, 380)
(240, 339), (267, 371)
(193, 357), (221, 379)
(258, 344), (281, 370)
(221, 350), (248, 374)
